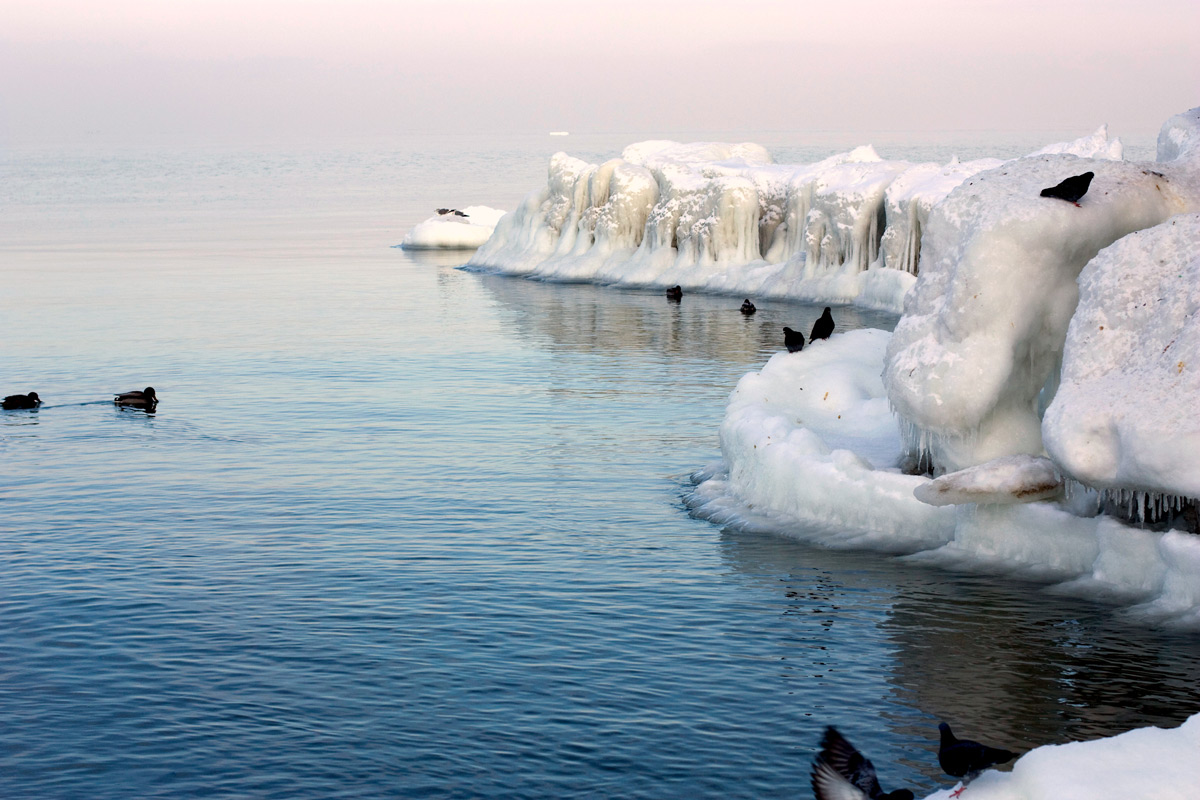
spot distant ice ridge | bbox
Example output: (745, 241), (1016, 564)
(921, 713), (1200, 800)
(400, 206), (507, 250)
(467, 127), (1122, 313)
(690, 108), (1200, 625)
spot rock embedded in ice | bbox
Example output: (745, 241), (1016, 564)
(400, 205), (507, 250)
(1042, 213), (1200, 503)
(914, 455), (1063, 507)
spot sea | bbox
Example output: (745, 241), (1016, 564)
(2, 130), (1196, 799)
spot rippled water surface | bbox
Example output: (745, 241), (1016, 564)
(2, 136), (1196, 799)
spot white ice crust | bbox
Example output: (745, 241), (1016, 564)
(400, 206), (507, 250)
(688, 105), (1200, 627)
(922, 713), (1200, 800)
(468, 130), (1123, 313)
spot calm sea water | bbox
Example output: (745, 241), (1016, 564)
(2, 133), (1195, 800)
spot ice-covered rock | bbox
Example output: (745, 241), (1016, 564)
(400, 206), (507, 250)
(1042, 213), (1200, 513)
(914, 454), (1062, 507)
(883, 154), (1196, 474)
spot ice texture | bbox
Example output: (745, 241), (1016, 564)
(883, 154), (1196, 474)
(469, 127), (1126, 314)
(400, 206), (507, 250)
(1042, 214), (1200, 501)
(923, 713), (1200, 800)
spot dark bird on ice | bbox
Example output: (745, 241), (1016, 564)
(937, 722), (1016, 797)
(665, 285), (683, 302)
(1039, 172), (1094, 206)
(783, 326), (805, 353)
(740, 299), (756, 315)
(810, 726), (914, 800)
(810, 306), (835, 341)
(114, 387), (158, 411)
(2, 392), (41, 410)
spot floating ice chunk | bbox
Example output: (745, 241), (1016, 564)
(884, 153), (1196, 474)
(1157, 107), (1200, 163)
(923, 713), (1200, 800)
(914, 454), (1062, 507)
(1027, 124), (1124, 161)
(400, 205), (507, 250)
(1043, 213), (1200, 504)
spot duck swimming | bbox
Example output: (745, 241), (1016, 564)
(2, 392), (41, 410)
(114, 387), (158, 410)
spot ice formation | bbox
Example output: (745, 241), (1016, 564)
(883, 155), (1195, 473)
(690, 107), (1200, 623)
(1042, 214), (1200, 515)
(400, 206), (506, 250)
(468, 128), (1124, 313)
(922, 713), (1200, 800)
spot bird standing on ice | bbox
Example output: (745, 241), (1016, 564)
(783, 326), (805, 353)
(810, 307), (835, 341)
(810, 726), (914, 800)
(937, 722), (1016, 797)
(1039, 172), (1094, 206)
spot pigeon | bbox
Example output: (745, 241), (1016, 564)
(937, 722), (1016, 797)
(811, 726), (914, 800)
(740, 299), (756, 315)
(2, 392), (41, 410)
(665, 285), (683, 302)
(783, 326), (805, 353)
(114, 387), (158, 411)
(1039, 172), (1094, 206)
(810, 307), (835, 341)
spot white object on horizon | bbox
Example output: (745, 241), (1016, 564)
(549, 131), (570, 136)
(400, 205), (507, 250)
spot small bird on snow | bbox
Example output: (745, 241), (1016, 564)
(810, 306), (835, 341)
(810, 726), (914, 800)
(937, 722), (1017, 797)
(1039, 172), (1094, 206)
(783, 326), (805, 353)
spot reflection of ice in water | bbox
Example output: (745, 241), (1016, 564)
(397, 247), (474, 269)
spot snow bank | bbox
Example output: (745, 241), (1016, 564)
(923, 713), (1200, 800)
(467, 127), (1126, 313)
(400, 206), (506, 250)
(1043, 214), (1200, 514)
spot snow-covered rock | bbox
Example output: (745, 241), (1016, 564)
(1043, 213), (1200, 511)
(883, 154), (1196, 474)
(401, 206), (507, 250)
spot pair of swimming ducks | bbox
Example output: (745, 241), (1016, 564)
(2, 387), (158, 411)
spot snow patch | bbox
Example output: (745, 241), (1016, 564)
(401, 206), (507, 250)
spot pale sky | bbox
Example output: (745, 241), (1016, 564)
(1, 0), (1196, 146)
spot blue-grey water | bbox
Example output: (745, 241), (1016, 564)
(2, 133), (1195, 800)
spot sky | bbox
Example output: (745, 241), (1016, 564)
(1, 0), (1197, 147)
